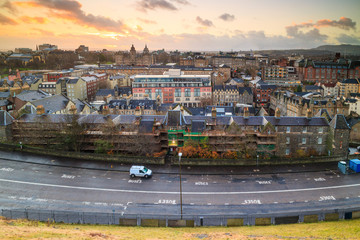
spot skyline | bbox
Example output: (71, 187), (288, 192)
(0, 0), (359, 51)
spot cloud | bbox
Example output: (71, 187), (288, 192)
(29, 0), (126, 32)
(21, 16), (48, 24)
(0, 13), (17, 25)
(196, 16), (213, 27)
(316, 17), (356, 30)
(219, 13), (235, 22)
(137, 18), (157, 24)
(1, 0), (18, 13)
(286, 25), (328, 42)
(288, 17), (356, 31)
(336, 34), (360, 44)
(32, 28), (55, 36)
(171, 0), (189, 5)
(136, 0), (178, 12)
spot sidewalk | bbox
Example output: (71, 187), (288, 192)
(0, 150), (339, 175)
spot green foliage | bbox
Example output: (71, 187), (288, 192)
(326, 129), (334, 155)
(94, 140), (113, 154)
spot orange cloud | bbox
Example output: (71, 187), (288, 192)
(13, 1), (42, 8)
(21, 16), (48, 24)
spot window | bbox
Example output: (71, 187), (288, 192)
(302, 127), (307, 133)
(318, 127), (323, 133)
(318, 137), (322, 144)
(185, 88), (191, 97)
(194, 88), (200, 97)
(302, 138), (306, 144)
(286, 149), (290, 155)
(175, 88), (181, 97)
(286, 137), (290, 144)
(286, 127), (291, 133)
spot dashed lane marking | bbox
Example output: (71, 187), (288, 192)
(1, 178), (360, 195)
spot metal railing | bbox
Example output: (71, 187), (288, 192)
(1, 207), (358, 227)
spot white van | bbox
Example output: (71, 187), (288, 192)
(129, 166), (152, 178)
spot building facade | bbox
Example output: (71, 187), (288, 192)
(132, 69), (212, 107)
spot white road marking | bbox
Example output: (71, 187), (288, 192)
(1, 178), (360, 195)
(0, 168), (14, 172)
(224, 203), (229, 205)
(61, 174), (75, 179)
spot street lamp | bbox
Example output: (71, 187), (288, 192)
(257, 155), (259, 167)
(178, 152), (183, 219)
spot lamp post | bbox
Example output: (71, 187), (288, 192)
(257, 155), (259, 167)
(178, 152), (183, 219)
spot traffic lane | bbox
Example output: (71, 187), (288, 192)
(1, 176), (360, 206)
(1, 159), (356, 194)
(2, 180), (359, 216)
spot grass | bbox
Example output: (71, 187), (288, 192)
(1, 217), (360, 239)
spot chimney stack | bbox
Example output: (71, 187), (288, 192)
(306, 108), (312, 119)
(211, 107), (217, 118)
(36, 105), (45, 115)
(243, 107), (249, 119)
(275, 107), (281, 118)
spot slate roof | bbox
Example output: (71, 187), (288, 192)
(96, 89), (115, 97)
(238, 87), (252, 95)
(0, 99), (9, 107)
(187, 107), (205, 116)
(346, 117), (360, 128)
(314, 109), (332, 122)
(191, 120), (206, 132)
(139, 119), (155, 133)
(205, 106), (234, 116)
(0, 92), (10, 99)
(165, 110), (186, 126)
(30, 94), (69, 114)
(305, 85), (322, 91)
(108, 99), (156, 110)
(0, 110), (13, 126)
(341, 79), (360, 84)
(116, 86), (132, 96)
(16, 90), (50, 102)
(329, 114), (350, 129)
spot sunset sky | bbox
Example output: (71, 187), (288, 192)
(0, 0), (359, 51)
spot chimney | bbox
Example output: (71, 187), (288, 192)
(306, 108), (312, 119)
(211, 107), (217, 118)
(243, 107), (249, 119)
(275, 107), (281, 118)
(135, 106), (141, 116)
(102, 105), (110, 115)
(36, 105), (45, 115)
(126, 96), (130, 106)
(69, 105), (77, 114)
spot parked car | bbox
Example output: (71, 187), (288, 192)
(129, 166), (152, 178)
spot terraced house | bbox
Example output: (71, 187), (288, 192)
(10, 107), (349, 160)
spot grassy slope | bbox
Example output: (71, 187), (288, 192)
(1, 217), (360, 240)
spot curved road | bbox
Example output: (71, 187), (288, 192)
(1, 152), (360, 217)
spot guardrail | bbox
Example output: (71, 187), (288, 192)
(1, 208), (359, 227)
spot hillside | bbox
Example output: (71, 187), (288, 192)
(313, 44), (360, 55)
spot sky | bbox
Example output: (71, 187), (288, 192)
(0, 0), (359, 51)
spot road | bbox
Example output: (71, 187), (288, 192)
(1, 151), (360, 217)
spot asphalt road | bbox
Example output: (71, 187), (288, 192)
(1, 151), (360, 217)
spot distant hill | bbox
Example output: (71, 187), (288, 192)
(312, 44), (360, 55)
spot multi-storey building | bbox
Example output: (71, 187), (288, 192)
(211, 56), (258, 68)
(262, 65), (288, 80)
(254, 84), (277, 108)
(213, 85), (240, 106)
(43, 71), (71, 82)
(270, 91), (349, 118)
(38, 82), (61, 95)
(66, 77), (87, 100)
(299, 59), (360, 84)
(81, 76), (98, 101)
(132, 69), (211, 107)
(11, 109), (350, 159)
(321, 82), (339, 97)
(115, 45), (152, 66)
(339, 78), (360, 98)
